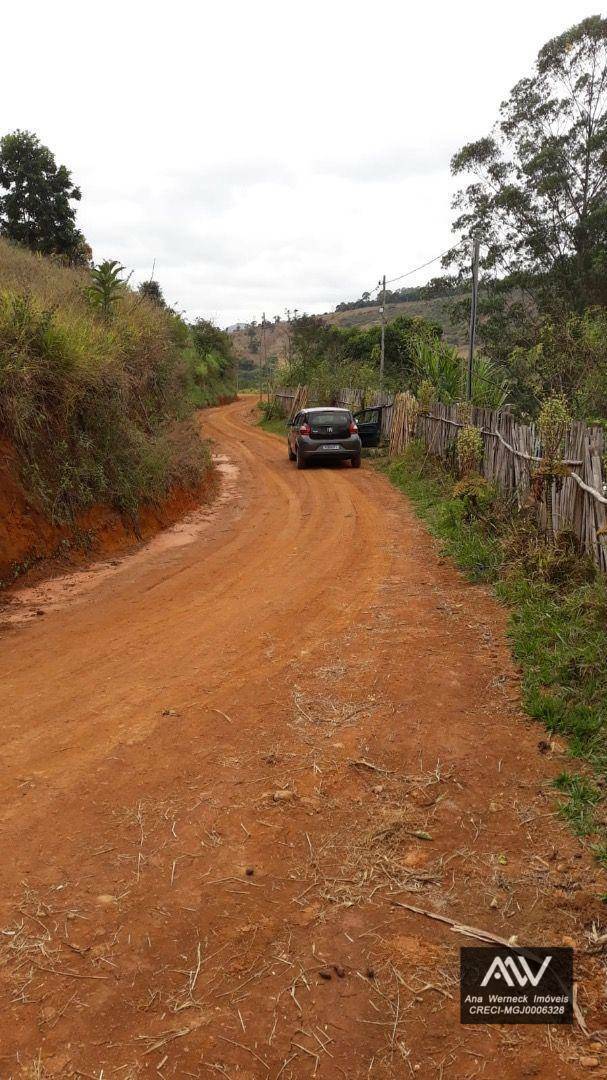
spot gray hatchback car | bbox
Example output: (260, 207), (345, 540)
(287, 407), (362, 469)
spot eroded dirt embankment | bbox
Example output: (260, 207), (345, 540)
(0, 436), (219, 589)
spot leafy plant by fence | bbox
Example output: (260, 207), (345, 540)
(273, 386), (607, 572)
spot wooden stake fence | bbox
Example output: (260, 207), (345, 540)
(389, 392), (418, 457)
(271, 387), (607, 571)
(415, 402), (607, 573)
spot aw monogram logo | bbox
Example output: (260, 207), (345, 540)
(480, 954), (552, 988)
(461, 947), (573, 1025)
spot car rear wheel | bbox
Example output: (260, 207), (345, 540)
(296, 446), (306, 469)
(288, 443), (296, 460)
(351, 453), (361, 468)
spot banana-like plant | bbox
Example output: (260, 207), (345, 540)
(87, 260), (128, 321)
(414, 340), (511, 408)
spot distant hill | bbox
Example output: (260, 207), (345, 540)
(229, 320), (291, 384)
(229, 294), (468, 374)
(328, 295), (467, 348)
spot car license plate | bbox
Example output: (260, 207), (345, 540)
(321, 444), (341, 450)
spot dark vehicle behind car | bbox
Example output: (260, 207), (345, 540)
(287, 407), (362, 469)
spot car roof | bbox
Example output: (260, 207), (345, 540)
(304, 406), (350, 413)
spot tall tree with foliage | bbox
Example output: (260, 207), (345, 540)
(447, 16), (607, 314)
(246, 320), (260, 355)
(191, 319), (236, 372)
(0, 130), (87, 261)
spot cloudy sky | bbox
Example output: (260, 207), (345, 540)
(1, 0), (596, 326)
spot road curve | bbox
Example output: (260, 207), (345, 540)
(0, 398), (602, 1078)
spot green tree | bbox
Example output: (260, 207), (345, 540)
(0, 130), (86, 260)
(246, 320), (260, 355)
(186, 318), (236, 402)
(508, 307), (607, 419)
(447, 16), (607, 314)
(191, 318), (235, 371)
(138, 279), (166, 306)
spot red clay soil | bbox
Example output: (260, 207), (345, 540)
(0, 398), (606, 1079)
(0, 437), (218, 587)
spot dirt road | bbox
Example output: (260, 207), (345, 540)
(1, 398), (605, 1079)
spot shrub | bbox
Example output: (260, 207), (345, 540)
(538, 394), (571, 466)
(452, 474), (494, 520)
(456, 424), (484, 476)
(259, 399), (283, 421)
(501, 514), (596, 589)
(532, 394), (573, 539)
(417, 378), (435, 413)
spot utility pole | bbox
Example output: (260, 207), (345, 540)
(466, 236), (480, 402)
(284, 309), (292, 382)
(379, 274), (386, 395)
(261, 311), (267, 401)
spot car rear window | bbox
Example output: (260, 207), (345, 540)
(309, 411), (350, 426)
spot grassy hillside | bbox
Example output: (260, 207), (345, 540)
(329, 296), (467, 348)
(229, 295), (467, 374)
(0, 239), (231, 534)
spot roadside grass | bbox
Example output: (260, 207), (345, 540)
(553, 772), (602, 836)
(383, 440), (607, 858)
(256, 400), (288, 438)
(258, 416), (287, 438)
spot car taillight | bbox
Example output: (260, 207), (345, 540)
(349, 421), (358, 433)
(299, 423), (311, 435)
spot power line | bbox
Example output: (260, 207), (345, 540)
(385, 246), (459, 286)
(363, 200), (585, 300)
(361, 241), (464, 300)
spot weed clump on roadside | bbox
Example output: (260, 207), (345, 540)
(501, 516), (596, 589)
(452, 423), (493, 518)
(456, 424), (483, 476)
(530, 395), (573, 540)
(259, 399), (284, 422)
(257, 400), (289, 437)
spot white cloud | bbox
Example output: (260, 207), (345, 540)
(0, 0), (594, 325)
